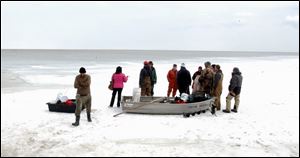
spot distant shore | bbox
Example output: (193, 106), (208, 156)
(1, 48), (299, 54)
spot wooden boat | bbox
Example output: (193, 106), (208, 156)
(121, 96), (216, 117)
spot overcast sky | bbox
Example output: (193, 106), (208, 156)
(1, 1), (299, 52)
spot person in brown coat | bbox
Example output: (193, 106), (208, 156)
(72, 67), (92, 126)
(199, 61), (215, 97)
(139, 61), (152, 96)
(212, 65), (223, 110)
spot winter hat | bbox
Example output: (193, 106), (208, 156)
(144, 60), (149, 65)
(181, 63), (185, 67)
(79, 67), (86, 73)
(233, 67), (240, 73)
(204, 61), (211, 68)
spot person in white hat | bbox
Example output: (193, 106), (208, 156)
(176, 63), (192, 96)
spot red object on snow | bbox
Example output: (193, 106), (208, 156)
(65, 99), (73, 106)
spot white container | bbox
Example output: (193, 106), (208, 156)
(132, 88), (141, 102)
(180, 93), (189, 102)
(56, 93), (68, 102)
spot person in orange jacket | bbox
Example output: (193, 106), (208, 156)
(167, 64), (178, 97)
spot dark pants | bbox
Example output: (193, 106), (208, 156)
(151, 84), (155, 96)
(179, 86), (190, 96)
(110, 88), (123, 107)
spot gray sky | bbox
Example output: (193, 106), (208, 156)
(1, 1), (299, 52)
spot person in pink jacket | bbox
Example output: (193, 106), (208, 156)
(109, 66), (128, 108)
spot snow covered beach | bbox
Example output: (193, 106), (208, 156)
(1, 50), (299, 156)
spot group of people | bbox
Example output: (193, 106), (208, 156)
(166, 61), (243, 112)
(71, 61), (243, 126)
(108, 60), (157, 110)
(139, 61), (157, 96)
(166, 61), (243, 113)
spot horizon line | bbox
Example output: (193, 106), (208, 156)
(1, 48), (299, 53)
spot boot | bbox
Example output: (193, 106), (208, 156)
(87, 113), (92, 122)
(72, 116), (80, 126)
(222, 109), (230, 113)
(231, 105), (238, 113)
(231, 109), (238, 113)
(211, 105), (216, 115)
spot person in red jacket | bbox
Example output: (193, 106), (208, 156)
(167, 64), (178, 97)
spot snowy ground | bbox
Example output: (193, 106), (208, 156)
(1, 56), (299, 157)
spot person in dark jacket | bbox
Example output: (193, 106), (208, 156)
(139, 61), (152, 96)
(192, 66), (203, 92)
(192, 66), (202, 80)
(223, 67), (243, 113)
(176, 63), (192, 96)
(149, 61), (157, 96)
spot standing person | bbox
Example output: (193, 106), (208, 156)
(211, 64), (216, 71)
(223, 67), (243, 113)
(199, 61), (215, 97)
(192, 66), (202, 80)
(167, 64), (178, 97)
(212, 65), (223, 110)
(139, 61), (152, 96)
(72, 67), (92, 126)
(176, 63), (192, 96)
(149, 61), (157, 96)
(192, 66), (203, 92)
(109, 66), (128, 108)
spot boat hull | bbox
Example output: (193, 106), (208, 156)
(121, 96), (215, 115)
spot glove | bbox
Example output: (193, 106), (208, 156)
(229, 91), (236, 97)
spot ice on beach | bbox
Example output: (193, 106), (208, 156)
(1, 51), (299, 157)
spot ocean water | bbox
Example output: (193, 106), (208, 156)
(2, 49), (298, 68)
(1, 49), (298, 90)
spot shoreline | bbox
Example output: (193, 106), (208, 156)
(1, 70), (71, 93)
(1, 57), (299, 93)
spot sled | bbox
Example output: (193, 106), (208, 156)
(46, 99), (85, 113)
